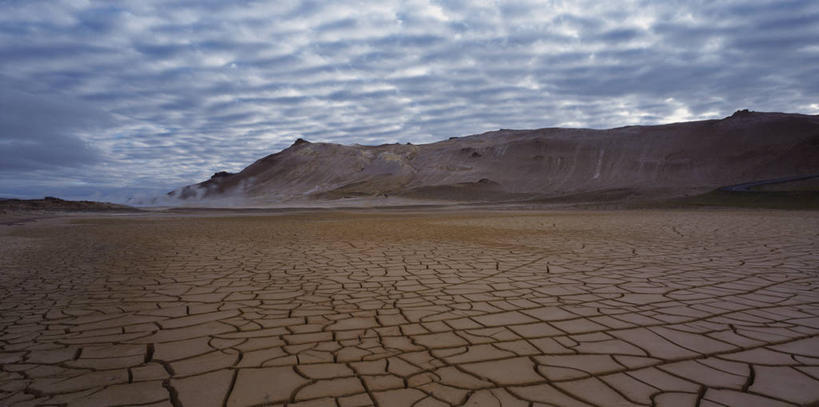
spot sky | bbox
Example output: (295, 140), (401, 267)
(1, 0), (817, 202)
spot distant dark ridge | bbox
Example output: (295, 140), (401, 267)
(0, 197), (140, 212)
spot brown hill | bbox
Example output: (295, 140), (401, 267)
(169, 111), (819, 205)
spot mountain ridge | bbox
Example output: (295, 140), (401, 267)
(169, 111), (819, 205)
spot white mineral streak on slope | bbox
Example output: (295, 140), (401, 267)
(593, 148), (604, 179)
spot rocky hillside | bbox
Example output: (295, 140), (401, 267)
(170, 111), (819, 204)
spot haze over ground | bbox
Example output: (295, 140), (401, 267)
(1, 1), (818, 202)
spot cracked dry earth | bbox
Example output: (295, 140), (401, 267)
(1, 210), (819, 407)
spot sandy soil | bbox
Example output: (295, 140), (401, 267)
(1, 209), (818, 406)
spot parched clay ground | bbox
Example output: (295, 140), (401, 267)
(1, 210), (818, 407)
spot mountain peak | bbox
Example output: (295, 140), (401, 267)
(730, 109), (753, 118)
(210, 171), (234, 180)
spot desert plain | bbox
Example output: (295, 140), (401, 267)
(1, 209), (819, 407)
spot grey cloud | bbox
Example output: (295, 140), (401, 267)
(0, 85), (107, 172)
(316, 17), (359, 32)
(595, 28), (644, 42)
(0, 43), (114, 62)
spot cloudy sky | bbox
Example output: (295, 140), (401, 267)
(1, 0), (817, 201)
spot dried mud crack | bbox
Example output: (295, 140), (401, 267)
(1, 210), (818, 406)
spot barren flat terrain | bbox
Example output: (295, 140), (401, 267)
(1, 210), (819, 406)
